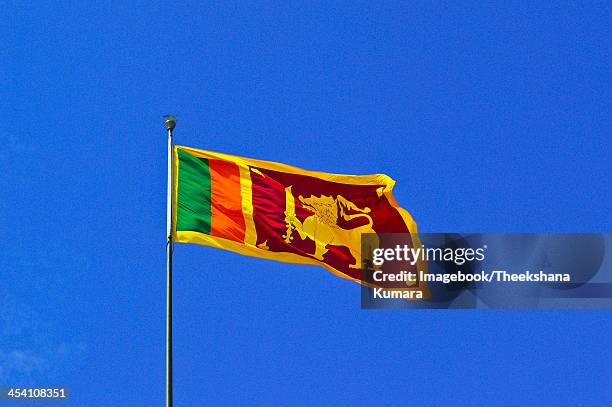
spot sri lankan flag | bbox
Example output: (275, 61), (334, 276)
(172, 145), (421, 287)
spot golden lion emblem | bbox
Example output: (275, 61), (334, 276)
(283, 186), (378, 269)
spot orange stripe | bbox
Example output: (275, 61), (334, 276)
(209, 158), (246, 242)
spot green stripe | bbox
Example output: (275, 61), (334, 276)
(176, 148), (211, 234)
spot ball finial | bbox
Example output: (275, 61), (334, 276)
(164, 115), (177, 131)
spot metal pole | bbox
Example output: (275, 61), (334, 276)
(164, 115), (176, 407)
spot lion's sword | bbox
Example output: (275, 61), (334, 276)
(283, 186), (295, 243)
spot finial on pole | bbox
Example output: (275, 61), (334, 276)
(164, 115), (177, 132)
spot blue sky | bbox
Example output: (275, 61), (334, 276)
(2, 1), (610, 406)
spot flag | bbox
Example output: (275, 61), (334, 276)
(172, 145), (422, 287)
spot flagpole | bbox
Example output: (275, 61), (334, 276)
(164, 115), (176, 407)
